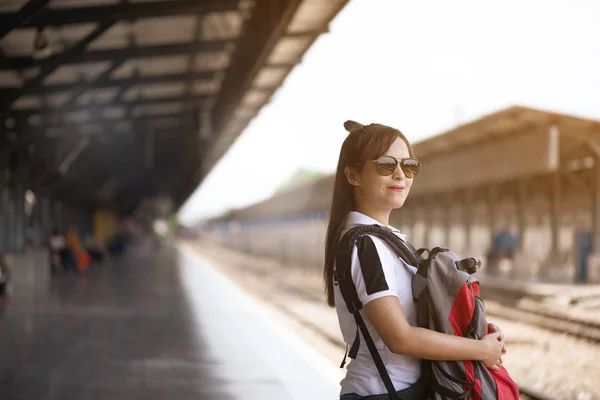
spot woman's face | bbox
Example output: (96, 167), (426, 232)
(351, 137), (414, 212)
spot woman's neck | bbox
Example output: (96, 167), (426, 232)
(355, 204), (391, 227)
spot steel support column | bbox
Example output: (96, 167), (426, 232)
(444, 196), (452, 248)
(14, 184), (26, 251)
(463, 188), (473, 255)
(7, 192), (16, 252)
(488, 184), (498, 243)
(593, 156), (600, 253)
(0, 182), (4, 252)
(550, 172), (561, 254)
(517, 179), (527, 249)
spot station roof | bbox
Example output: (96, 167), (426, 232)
(0, 0), (348, 213)
(208, 105), (600, 223)
(414, 105), (600, 162)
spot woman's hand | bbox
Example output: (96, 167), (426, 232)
(481, 332), (504, 370)
(487, 322), (507, 356)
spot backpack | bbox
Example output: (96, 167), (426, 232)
(335, 224), (519, 400)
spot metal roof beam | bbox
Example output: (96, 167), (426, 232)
(1, 20), (115, 112)
(0, 0), (240, 29)
(0, 40), (229, 70)
(6, 71), (216, 97)
(0, 0), (50, 40)
(21, 112), (197, 135)
(12, 94), (209, 120)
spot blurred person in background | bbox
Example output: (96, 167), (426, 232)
(49, 227), (76, 274)
(67, 225), (90, 272)
(323, 121), (506, 400)
(487, 226), (519, 275)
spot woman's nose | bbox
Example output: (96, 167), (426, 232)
(392, 164), (405, 179)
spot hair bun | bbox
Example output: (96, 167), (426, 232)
(344, 120), (365, 133)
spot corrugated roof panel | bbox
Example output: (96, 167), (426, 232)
(133, 103), (184, 117)
(110, 61), (136, 79)
(287, 0), (344, 33)
(146, 116), (180, 129)
(63, 110), (92, 123)
(12, 95), (43, 110)
(200, 11), (243, 41)
(103, 107), (127, 119)
(0, 29), (36, 56)
(87, 21), (132, 50)
(195, 52), (230, 72)
(135, 55), (191, 76)
(43, 62), (112, 85)
(126, 83), (187, 100)
(193, 79), (220, 95)
(77, 88), (119, 105)
(45, 92), (73, 107)
(0, 0), (27, 12)
(240, 90), (269, 108)
(267, 36), (313, 64)
(134, 16), (196, 46)
(0, 71), (23, 88)
(20, 68), (41, 80)
(252, 66), (289, 88)
(27, 114), (43, 126)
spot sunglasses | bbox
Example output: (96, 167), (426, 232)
(366, 156), (421, 178)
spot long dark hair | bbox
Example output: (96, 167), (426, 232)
(324, 120), (416, 307)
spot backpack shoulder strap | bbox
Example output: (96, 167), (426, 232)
(335, 224), (417, 400)
(342, 224), (418, 267)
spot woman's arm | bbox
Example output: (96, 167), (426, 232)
(365, 296), (504, 369)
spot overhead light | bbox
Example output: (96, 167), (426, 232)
(32, 28), (52, 60)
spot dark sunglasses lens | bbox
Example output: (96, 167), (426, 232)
(375, 156), (397, 176)
(401, 159), (420, 177)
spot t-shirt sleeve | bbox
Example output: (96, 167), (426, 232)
(350, 235), (398, 305)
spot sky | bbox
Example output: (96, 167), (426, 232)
(178, 0), (600, 225)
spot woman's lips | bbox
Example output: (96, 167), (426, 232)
(387, 185), (405, 192)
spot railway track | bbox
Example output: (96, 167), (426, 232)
(481, 290), (600, 343)
(519, 385), (558, 400)
(191, 244), (594, 400)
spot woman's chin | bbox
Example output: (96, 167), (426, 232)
(387, 198), (406, 209)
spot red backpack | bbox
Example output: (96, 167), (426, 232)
(335, 224), (519, 400)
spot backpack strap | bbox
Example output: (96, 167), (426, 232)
(335, 224), (419, 400)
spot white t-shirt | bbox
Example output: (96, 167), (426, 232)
(334, 211), (421, 396)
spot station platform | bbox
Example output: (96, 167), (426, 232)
(0, 245), (341, 400)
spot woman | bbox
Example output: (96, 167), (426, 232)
(324, 121), (506, 399)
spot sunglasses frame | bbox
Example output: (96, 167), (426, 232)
(366, 155), (421, 177)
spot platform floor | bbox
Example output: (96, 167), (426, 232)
(0, 245), (339, 400)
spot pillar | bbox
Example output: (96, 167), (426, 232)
(488, 184), (498, 243)
(14, 184), (25, 251)
(0, 181), (4, 252)
(517, 179), (527, 249)
(7, 191), (16, 252)
(423, 200), (431, 249)
(593, 156), (600, 253)
(550, 172), (561, 254)
(463, 188), (473, 255)
(444, 196), (452, 248)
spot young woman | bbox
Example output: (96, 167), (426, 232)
(324, 121), (506, 399)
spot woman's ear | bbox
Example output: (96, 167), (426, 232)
(344, 166), (360, 187)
